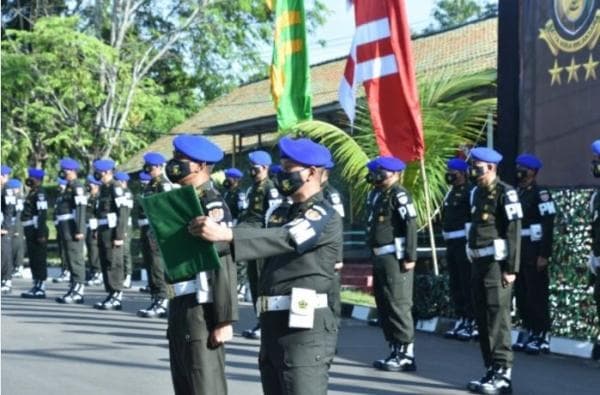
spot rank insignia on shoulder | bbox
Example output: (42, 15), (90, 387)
(76, 187), (84, 195)
(396, 192), (408, 205)
(163, 183), (172, 191)
(115, 187), (123, 196)
(539, 190), (550, 202)
(330, 193), (341, 204)
(269, 188), (279, 198)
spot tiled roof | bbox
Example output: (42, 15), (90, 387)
(121, 17), (497, 172)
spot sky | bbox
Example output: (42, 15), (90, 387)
(258, 0), (440, 64)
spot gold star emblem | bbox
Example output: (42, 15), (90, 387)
(583, 53), (599, 81)
(548, 59), (563, 86)
(565, 57), (581, 83)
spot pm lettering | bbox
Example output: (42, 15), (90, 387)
(505, 203), (523, 220)
(538, 202), (556, 216)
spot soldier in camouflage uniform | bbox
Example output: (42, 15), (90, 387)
(511, 154), (555, 355)
(20, 169), (49, 298)
(85, 175), (103, 286)
(114, 171), (134, 289)
(52, 178), (71, 283)
(11, 181), (25, 279)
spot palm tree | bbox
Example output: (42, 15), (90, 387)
(294, 70), (497, 228)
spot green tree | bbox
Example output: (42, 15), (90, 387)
(424, 0), (498, 33)
(293, 70), (497, 228)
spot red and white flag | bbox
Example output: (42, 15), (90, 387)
(339, 0), (424, 162)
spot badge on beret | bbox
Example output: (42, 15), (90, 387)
(208, 208), (225, 222)
(305, 208), (322, 221)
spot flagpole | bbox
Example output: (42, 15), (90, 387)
(419, 157), (439, 276)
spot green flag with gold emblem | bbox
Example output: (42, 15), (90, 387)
(268, 0), (312, 130)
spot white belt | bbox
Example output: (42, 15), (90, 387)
(373, 244), (396, 256)
(468, 246), (496, 258)
(56, 213), (74, 222)
(172, 277), (213, 303)
(521, 229), (531, 236)
(22, 219), (36, 227)
(138, 218), (150, 227)
(443, 229), (466, 240)
(97, 219), (109, 226)
(256, 294), (328, 314)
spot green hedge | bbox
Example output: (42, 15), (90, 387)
(413, 188), (598, 341)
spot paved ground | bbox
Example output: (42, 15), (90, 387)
(2, 278), (599, 395)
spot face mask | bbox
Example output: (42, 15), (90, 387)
(94, 171), (103, 181)
(277, 169), (307, 196)
(515, 169), (527, 181)
(468, 165), (486, 182)
(592, 160), (600, 178)
(25, 178), (35, 187)
(445, 173), (457, 185)
(165, 158), (191, 183)
(365, 169), (387, 185)
(223, 179), (232, 189)
(58, 170), (66, 179)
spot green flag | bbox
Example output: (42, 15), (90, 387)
(269, 0), (312, 130)
(140, 185), (221, 282)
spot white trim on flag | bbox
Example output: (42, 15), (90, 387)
(355, 18), (391, 46)
(338, 78), (356, 124)
(356, 54), (398, 83)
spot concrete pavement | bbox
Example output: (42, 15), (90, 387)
(2, 278), (599, 395)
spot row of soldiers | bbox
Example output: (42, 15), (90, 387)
(1, 136), (599, 395)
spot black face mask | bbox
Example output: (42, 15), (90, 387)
(515, 169), (527, 181)
(277, 169), (306, 196)
(445, 172), (457, 185)
(592, 160), (600, 178)
(165, 158), (191, 183)
(58, 170), (66, 179)
(365, 169), (387, 185)
(93, 171), (103, 181)
(223, 179), (233, 189)
(468, 166), (486, 182)
(25, 178), (35, 187)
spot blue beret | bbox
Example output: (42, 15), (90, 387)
(139, 172), (152, 181)
(143, 152), (166, 166)
(367, 156), (406, 172)
(59, 157), (80, 170)
(269, 164), (283, 174)
(28, 168), (45, 180)
(6, 178), (21, 189)
(173, 135), (223, 163)
(470, 147), (503, 164)
(278, 137), (331, 167)
(87, 175), (102, 186)
(516, 153), (542, 170)
(114, 171), (130, 181)
(592, 140), (600, 156)
(57, 177), (67, 185)
(248, 150), (272, 166)
(447, 158), (468, 171)
(225, 168), (243, 179)
(93, 159), (116, 172)
(1, 165), (11, 175)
